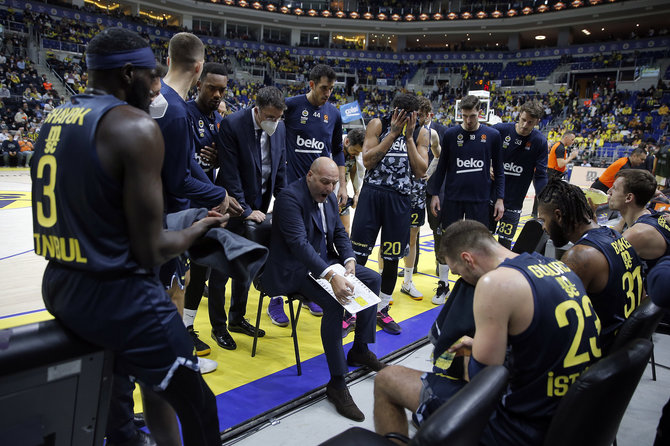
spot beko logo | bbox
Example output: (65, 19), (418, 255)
(457, 158), (484, 168)
(296, 135), (325, 152)
(504, 162), (524, 176)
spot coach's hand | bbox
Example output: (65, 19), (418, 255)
(331, 274), (355, 305)
(245, 210), (266, 223)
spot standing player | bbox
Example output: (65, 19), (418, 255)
(490, 100), (548, 249)
(427, 95), (504, 304)
(339, 128), (366, 235)
(182, 62), (228, 357)
(537, 178), (644, 350)
(350, 93), (429, 334)
(277, 63), (347, 318)
(31, 28), (222, 446)
(373, 220), (601, 445)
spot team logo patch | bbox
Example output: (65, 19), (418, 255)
(324, 114), (329, 123)
(198, 119), (204, 128)
(457, 134), (463, 141)
(481, 134), (487, 143)
(525, 142), (532, 150)
(504, 135), (511, 142)
(301, 109), (309, 117)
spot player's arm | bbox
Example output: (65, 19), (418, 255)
(101, 107), (224, 269)
(533, 137), (549, 195)
(362, 109), (406, 170)
(429, 128), (441, 158)
(216, 118), (252, 218)
(491, 131), (505, 220)
(332, 114), (348, 206)
(406, 113), (428, 178)
(623, 223), (668, 260)
(561, 244), (609, 295)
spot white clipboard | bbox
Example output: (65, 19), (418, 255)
(313, 264), (381, 314)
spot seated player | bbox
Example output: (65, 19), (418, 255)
(373, 220), (601, 445)
(537, 177), (644, 351)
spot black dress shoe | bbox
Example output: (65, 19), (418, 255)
(107, 430), (156, 446)
(347, 349), (387, 372)
(326, 384), (365, 422)
(228, 319), (265, 337)
(211, 327), (237, 350)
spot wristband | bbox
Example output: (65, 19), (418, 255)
(328, 273), (337, 284)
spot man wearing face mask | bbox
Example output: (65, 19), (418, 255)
(208, 86), (287, 346)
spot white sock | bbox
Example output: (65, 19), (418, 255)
(438, 264), (450, 284)
(183, 308), (197, 328)
(378, 292), (392, 310)
(403, 268), (413, 285)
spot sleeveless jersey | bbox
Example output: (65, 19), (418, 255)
(186, 100), (222, 182)
(31, 94), (140, 273)
(493, 123), (548, 210)
(575, 227), (644, 343)
(635, 212), (670, 270)
(500, 252), (601, 420)
(363, 115), (412, 195)
(284, 95), (344, 183)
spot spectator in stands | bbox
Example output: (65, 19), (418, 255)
(1, 132), (19, 166)
(0, 84), (9, 98)
(13, 107), (27, 127)
(18, 133), (33, 167)
(590, 147), (647, 193)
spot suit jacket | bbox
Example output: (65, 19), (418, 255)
(261, 178), (355, 297)
(216, 108), (286, 218)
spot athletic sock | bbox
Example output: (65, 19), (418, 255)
(378, 292), (392, 311)
(183, 308), (197, 328)
(403, 267), (413, 285)
(438, 263), (450, 284)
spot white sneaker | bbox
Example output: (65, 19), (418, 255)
(400, 282), (423, 300)
(198, 357), (218, 374)
(431, 281), (451, 305)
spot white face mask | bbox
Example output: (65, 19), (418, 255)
(260, 119), (278, 136)
(149, 93), (168, 119)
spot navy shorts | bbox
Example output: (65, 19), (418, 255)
(414, 372), (467, 426)
(489, 207), (522, 244)
(439, 200), (490, 233)
(42, 262), (198, 390)
(158, 254), (190, 289)
(410, 207), (426, 228)
(350, 184), (411, 261)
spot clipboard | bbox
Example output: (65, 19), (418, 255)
(312, 264), (381, 314)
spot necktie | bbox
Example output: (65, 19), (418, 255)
(316, 203), (328, 262)
(255, 129), (263, 150)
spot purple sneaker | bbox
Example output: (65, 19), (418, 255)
(267, 297), (289, 327)
(304, 300), (323, 316)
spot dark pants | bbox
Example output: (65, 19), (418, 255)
(295, 264), (381, 377)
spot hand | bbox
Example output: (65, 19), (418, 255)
(192, 214), (228, 234)
(430, 195), (441, 217)
(352, 192), (359, 209)
(331, 274), (355, 305)
(405, 111), (417, 137)
(200, 143), (218, 167)
(226, 196), (244, 217)
(493, 198), (505, 221)
(448, 336), (474, 357)
(344, 259), (356, 277)
(245, 210), (266, 223)
(214, 193), (230, 215)
(337, 187), (348, 207)
(389, 107), (408, 137)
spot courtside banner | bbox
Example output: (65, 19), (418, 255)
(340, 101), (363, 123)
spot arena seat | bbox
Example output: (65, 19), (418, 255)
(318, 365), (509, 446)
(543, 339), (652, 446)
(0, 319), (113, 446)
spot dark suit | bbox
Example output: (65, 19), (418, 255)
(206, 108), (287, 328)
(262, 179), (381, 376)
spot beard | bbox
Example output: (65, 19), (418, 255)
(547, 218), (570, 247)
(126, 78), (151, 113)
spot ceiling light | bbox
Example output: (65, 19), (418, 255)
(535, 35), (546, 40)
(581, 29), (591, 35)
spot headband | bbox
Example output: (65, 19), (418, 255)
(86, 47), (156, 70)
